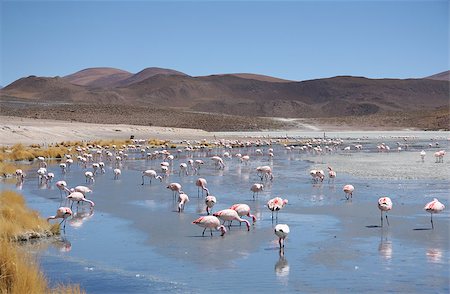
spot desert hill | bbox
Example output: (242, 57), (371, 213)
(425, 70), (450, 81)
(2, 70), (448, 119)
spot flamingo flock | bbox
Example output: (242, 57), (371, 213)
(9, 136), (446, 253)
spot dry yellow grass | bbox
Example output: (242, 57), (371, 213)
(0, 162), (17, 176)
(0, 191), (57, 241)
(0, 191), (84, 293)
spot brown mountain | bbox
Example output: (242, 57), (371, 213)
(1, 71), (448, 120)
(2, 75), (126, 103)
(115, 67), (188, 87)
(64, 67), (133, 88)
(211, 73), (294, 83)
(425, 70), (450, 81)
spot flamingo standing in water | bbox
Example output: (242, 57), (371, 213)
(196, 178), (209, 197)
(267, 197), (288, 220)
(85, 171), (95, 183)
(15, 169), (25, 182)
(141, 169), (162, 185)
(113, 168), (121, 180)
(343, 184), (354, 200)
(67, 192), (95, 210)
(177, 192), (189, 212)
(378, 196), (393, 227)
(327, 166), (336, 183)
(205, 195), (217, 215)
(420, 150), (426, 162)
(213, 209), (250, 231)
(192, 215), (227, 237)
(167, 182), (182, 200)
(211, 156), (225, 169)
(230, 203), (257, 224)
(250, 183), (264, 199)
(274, 224), (290, 248)
(257, 166), (273, 181)
(47, 207), (73, 230)
(179, 163), (188, 176)
(424, 198), (445, 229)
(71, 185), (92, 196)
(55, 180), (71, 198)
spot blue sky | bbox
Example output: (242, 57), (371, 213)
(0, 0), (448, 86)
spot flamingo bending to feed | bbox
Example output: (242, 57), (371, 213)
(196, 178), (209, 197)
(250, 183), (264, 199)
(230, 203), (257, 224)
(378, 197), (393, 227)
(211, 156), (225, 169)
(141, 169), (162, 185)
(424, 198), (445, 229)
(192, 215), (227, 237)
(71, 185), (92, 196)
(47, 207), (73, 230)
(67, 192), (95, 209)
(205, 195), (217, 215)
(167, 182), (182, 200)
(274, 224), (290, 248)
(240, 155), (250, 165)
(343, 184), (354, 200)
(55, 180), (71, 198)
(257, 166), (273, 181)
(267, 197), (288, 220)
(213, 209), (250, 231)
(178, 192), (190, 212)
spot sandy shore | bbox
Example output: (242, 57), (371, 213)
(2, 115), (442, 146)
(0, 116), (215, 145)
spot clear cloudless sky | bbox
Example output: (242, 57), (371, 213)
(0, 0), (448, 86)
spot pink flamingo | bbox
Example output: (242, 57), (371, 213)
(327, 166), (336, 183)
(55, 180), (71, 198)
(196, 178), (209, 197)
(434, 150), (446, 163)
(211, 156), (225, 169)
(15, 169), (25, 182)
(257, 166), (273, 181)
(240, 155), (250, 165)
(177, 192), (189, 212)
(71, 185), (92, 195)
(67, 192), (95, 210)
(47, 207), (73, 230)
(179, 163), (188, 176)
(250, 183), (264, 199)
(192, 215), (227, 237)
(167, 182), (182, 200)
(343, 184), (354, 200)
(267, 197), (288, 220)
(424, 198), (445, 229)
(85, 171), (95, 183)
(213, 209), (250, 231)
(378, 197), (393, 227)
(230, 203), (257, 224)
(141, 169), (162, 185)
(205, 195), (217, 215)
(274, 224), (290, 248)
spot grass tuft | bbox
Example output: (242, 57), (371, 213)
(0, 190), (84, 293)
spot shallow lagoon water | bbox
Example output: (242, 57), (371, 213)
(1, 132), (449, 293)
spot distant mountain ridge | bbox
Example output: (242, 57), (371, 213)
(1, 68), (448, 120)
(425, 70), (450, 81)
